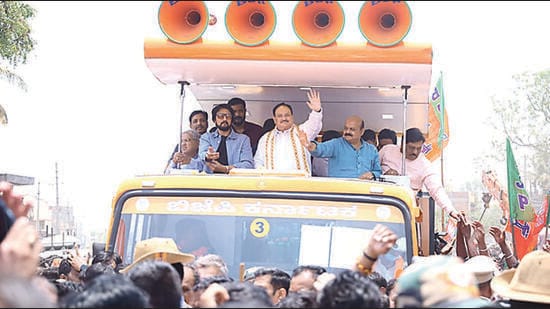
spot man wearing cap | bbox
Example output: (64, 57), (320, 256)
(491, 250), (550, 307)
(464, 255), (498, 301)
(120, 237), (195, 274)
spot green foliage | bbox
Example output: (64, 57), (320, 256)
(480, 69), (550, 200)
(0, 1), (36, 90)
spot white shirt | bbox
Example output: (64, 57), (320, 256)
(254, 110), (322, 174)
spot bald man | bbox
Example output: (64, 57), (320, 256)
(299, 115), (381, 179)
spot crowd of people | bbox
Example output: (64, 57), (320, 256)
(1, 181), (550, 308)
(2, 91), (549, 307)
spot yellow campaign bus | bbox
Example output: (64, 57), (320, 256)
(102, 1), (441, 281)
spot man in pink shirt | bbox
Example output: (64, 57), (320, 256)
(379, 127), (465, 222)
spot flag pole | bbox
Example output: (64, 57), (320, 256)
(545, 192), (550, 243)
(506, 138), (518, 258)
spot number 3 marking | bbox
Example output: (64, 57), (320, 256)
(250, 218), (270, 238)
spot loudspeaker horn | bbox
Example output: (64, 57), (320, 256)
(292, 1), (345, 48)
(225, 1), (277, 47)
(158, 1), (209, 44)
(358, 1), (412, 47)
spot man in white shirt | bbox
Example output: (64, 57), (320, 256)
(254, 89), (322, 174)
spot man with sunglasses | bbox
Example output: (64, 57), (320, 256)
(187, 104), (253, 174)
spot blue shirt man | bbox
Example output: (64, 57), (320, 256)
(187, 104), (254, 174)
(300, 115), (381, 179)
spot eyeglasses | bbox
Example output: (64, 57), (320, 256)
(216, 113), (232, 119)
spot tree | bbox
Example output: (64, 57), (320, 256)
(481, 69), (550, 200)
(0, 1), (36, 90)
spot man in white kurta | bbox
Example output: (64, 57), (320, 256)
(254, 89), (322, 175)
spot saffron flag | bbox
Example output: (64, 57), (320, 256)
(506, 138), (546, 260)
(424, 73), (450, 161)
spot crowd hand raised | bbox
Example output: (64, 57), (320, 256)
(450, 210), (467, 224)
(199, 283), (230, 308)
(0, 217), (41, 278)
(306, 89), (322, 112)
(68, 245), (88, 273)
(456, 214), (472, 239)
(472, 220), (486, 243)
(489, 226), (506, 246)
(0, 181), (33, 219)
(365, 224), (397, 259)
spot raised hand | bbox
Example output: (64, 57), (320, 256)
(472, 220), (486, 244)
(365, 224), (398, 258)
(306, 89), (322, 113)
(0, 181), (33, 219)
(489, 226), (506, 246)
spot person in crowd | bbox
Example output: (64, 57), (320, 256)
(277, 289), (318, 308)
(164, 110), (208, 173)
(90, 250), (123, 273)
(254, 89), (322, 174)
(362, 128), (377, 146)
(175, 218), (216, 257)
(192, 275), (233, 308)
(187, 104), (254, 174)
(0, 274), (57, 308)
(62, 274), (150, 308)
(198, 281), (273, 308)
(126, 260), (183, 308)
(300, 115), (381, 180)
(164, 129), (200, 174)
(119, 237), (195, 277)
(252, 267), (291, 305)
(464, 255), (499, 301)
(195, 254), (230, 279)
(488, 225), (519, 269)
(377, 128), (397, 151)
(491, 250), (550, 308)
(379, 127), (465, 222)
(311, 130), (341, 177)
(228, 97), (263, 155)
(317, 269), (384, 308)
(289, 265), (326, 293)
(0, 181), (41, 279)
(181, 263), (199, 308)
(395, 255), (488, 308)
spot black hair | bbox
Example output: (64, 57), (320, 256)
(212, 104), (234, 122)
(405, 127), (426, 144)
(378, 128), (397, 145)
(361, 129), (376, 143)
(189, 110), (208, 123)
(272, 102), (293, 116)
(321, 130), (341, 142)
(291, 265), (326, 278)
(228, 97), (246, 108)
(253, 267), (291, 295)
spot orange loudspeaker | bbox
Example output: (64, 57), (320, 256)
(358, 1), (412, 47)
(158, 1), (209, 44)
(225, 1), (277, 47)
(292, 1), (345, 48)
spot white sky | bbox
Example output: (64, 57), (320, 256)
(1, 1), (550, 235)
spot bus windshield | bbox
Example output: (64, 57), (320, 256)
(113, 192), (413, 281)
